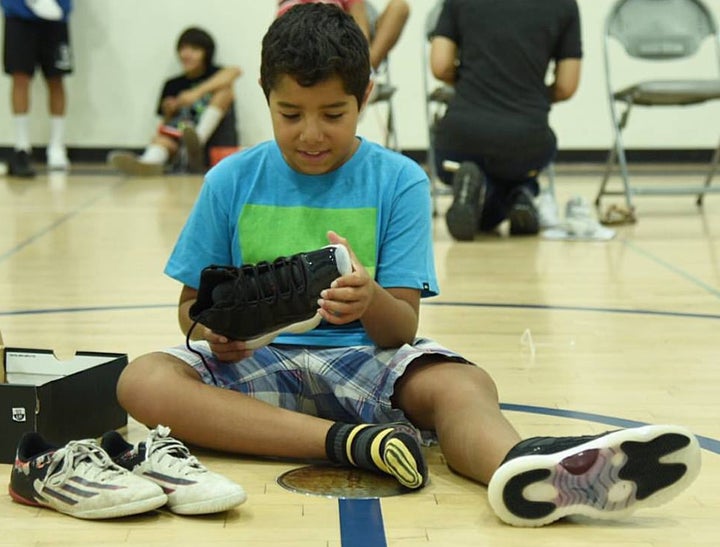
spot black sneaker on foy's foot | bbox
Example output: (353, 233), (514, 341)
(189, 244), (353, 348)
(9, 433), (167, 519)
(102, 425), (247, 515)
(488, 425), (701, 527)
(508, 186), (540, 236)
(445, 161), (485, 241)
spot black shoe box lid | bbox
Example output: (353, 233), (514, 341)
(0, 332), (128, 463)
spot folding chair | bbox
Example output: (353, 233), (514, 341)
(365, 1), (399, 150)
(597, 0), (720, 217)
(423, 0), (453, 215)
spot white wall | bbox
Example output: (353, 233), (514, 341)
(1, 0), (719, 151)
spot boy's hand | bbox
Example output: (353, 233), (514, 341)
(204, 327), (255, 362)
(317, 231), (375, 324)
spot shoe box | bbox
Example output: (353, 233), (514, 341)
(0, 330), (128, 463)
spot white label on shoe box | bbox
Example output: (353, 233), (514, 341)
(12, 407), (27, 422)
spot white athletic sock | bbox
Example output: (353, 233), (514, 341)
(48, 116), (66, 151)
(195, 106), (224, 144)
(25, 0), (63, 21)
(14, 114), (31, 152)
(139, 144), (169, 165)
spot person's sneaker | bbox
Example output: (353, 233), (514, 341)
(189, 244), (353, 348)
(101, 425), (247, 515)
(8, 149), (36, 178)
(47, 146), (70, 171)
(487, 425), (701, 527)
(535, 189), (560, 229)
(108, 151), (164, 176)
(181, 126), (205, 173)
(445, 161), (485, 241)
(508, 187), (540, 236)
(9, 433), (167, 519)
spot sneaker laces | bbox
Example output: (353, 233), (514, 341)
(39, 440), (127, 493)
(143, 426), (207, 477)
(219, 255), (309, 306)
(185, 320), (218, 385)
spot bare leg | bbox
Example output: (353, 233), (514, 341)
(209, 87), (233, 112)
(370, 0), (410, 70)
(45, 76), (66, 116)
(117, 352), (332, 458)
(393, 359), (521, 484)
(11, 73), (32, 114)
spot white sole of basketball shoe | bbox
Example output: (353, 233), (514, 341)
(488, 424), (701, 527)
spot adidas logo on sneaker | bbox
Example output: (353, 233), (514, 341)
(9, 433), (167, 519)
(101, 425), (247, 515)
(488, 424), (701, 527)
(189, 244), (352, 348)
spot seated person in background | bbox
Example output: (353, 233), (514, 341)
(110, 27), (241, 176)
(430, 0), (582, 239)
(277, 0), (408, 85)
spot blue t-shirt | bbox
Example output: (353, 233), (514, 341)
(1, 0), (72, 20)
(165, 138), (438, 347)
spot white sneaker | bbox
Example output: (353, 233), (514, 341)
(101, 425), (247, 515)
(564, 196), (609, 237)
(9, 433), (168, 519)
(535, 190), (560, 229)
(47, 146), (70, 171)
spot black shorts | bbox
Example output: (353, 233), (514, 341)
(3, 16), (73, 77)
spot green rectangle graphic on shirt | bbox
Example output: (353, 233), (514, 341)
(238, 205), (377, 276)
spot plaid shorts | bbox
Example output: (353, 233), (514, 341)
(163, 338), (468, 426)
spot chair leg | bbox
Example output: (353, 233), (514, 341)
(426, 129), (439, 218)
(545, 162), (557, 201)
(614, 131), (635, 214)
(385, 98), (398, 150)
(600, 101), (635, 214)
(697, 137), (720, 206)
(596, 145), (617, 207)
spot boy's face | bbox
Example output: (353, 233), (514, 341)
(178, 44), (206, 77)
(268, 74), (370, 175)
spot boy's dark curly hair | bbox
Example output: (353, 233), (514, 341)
(261, 3), (371, 108)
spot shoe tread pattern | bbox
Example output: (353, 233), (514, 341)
(489, 426), (701, 527)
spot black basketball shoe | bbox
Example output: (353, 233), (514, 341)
(445, 161), (485, 241)
(189, 244), (352, 348)
(488, 425), (701, 527)
(508, 186), (540, 236)
(8, 149), (36, 178)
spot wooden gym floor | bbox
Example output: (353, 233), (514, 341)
(0, 162), (718, 546)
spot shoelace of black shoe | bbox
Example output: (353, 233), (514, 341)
(144, 426), (206, 476)
(185, 321), (218, 385)
(221, 255), (310, 306)
(38, 440), (127, 493)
